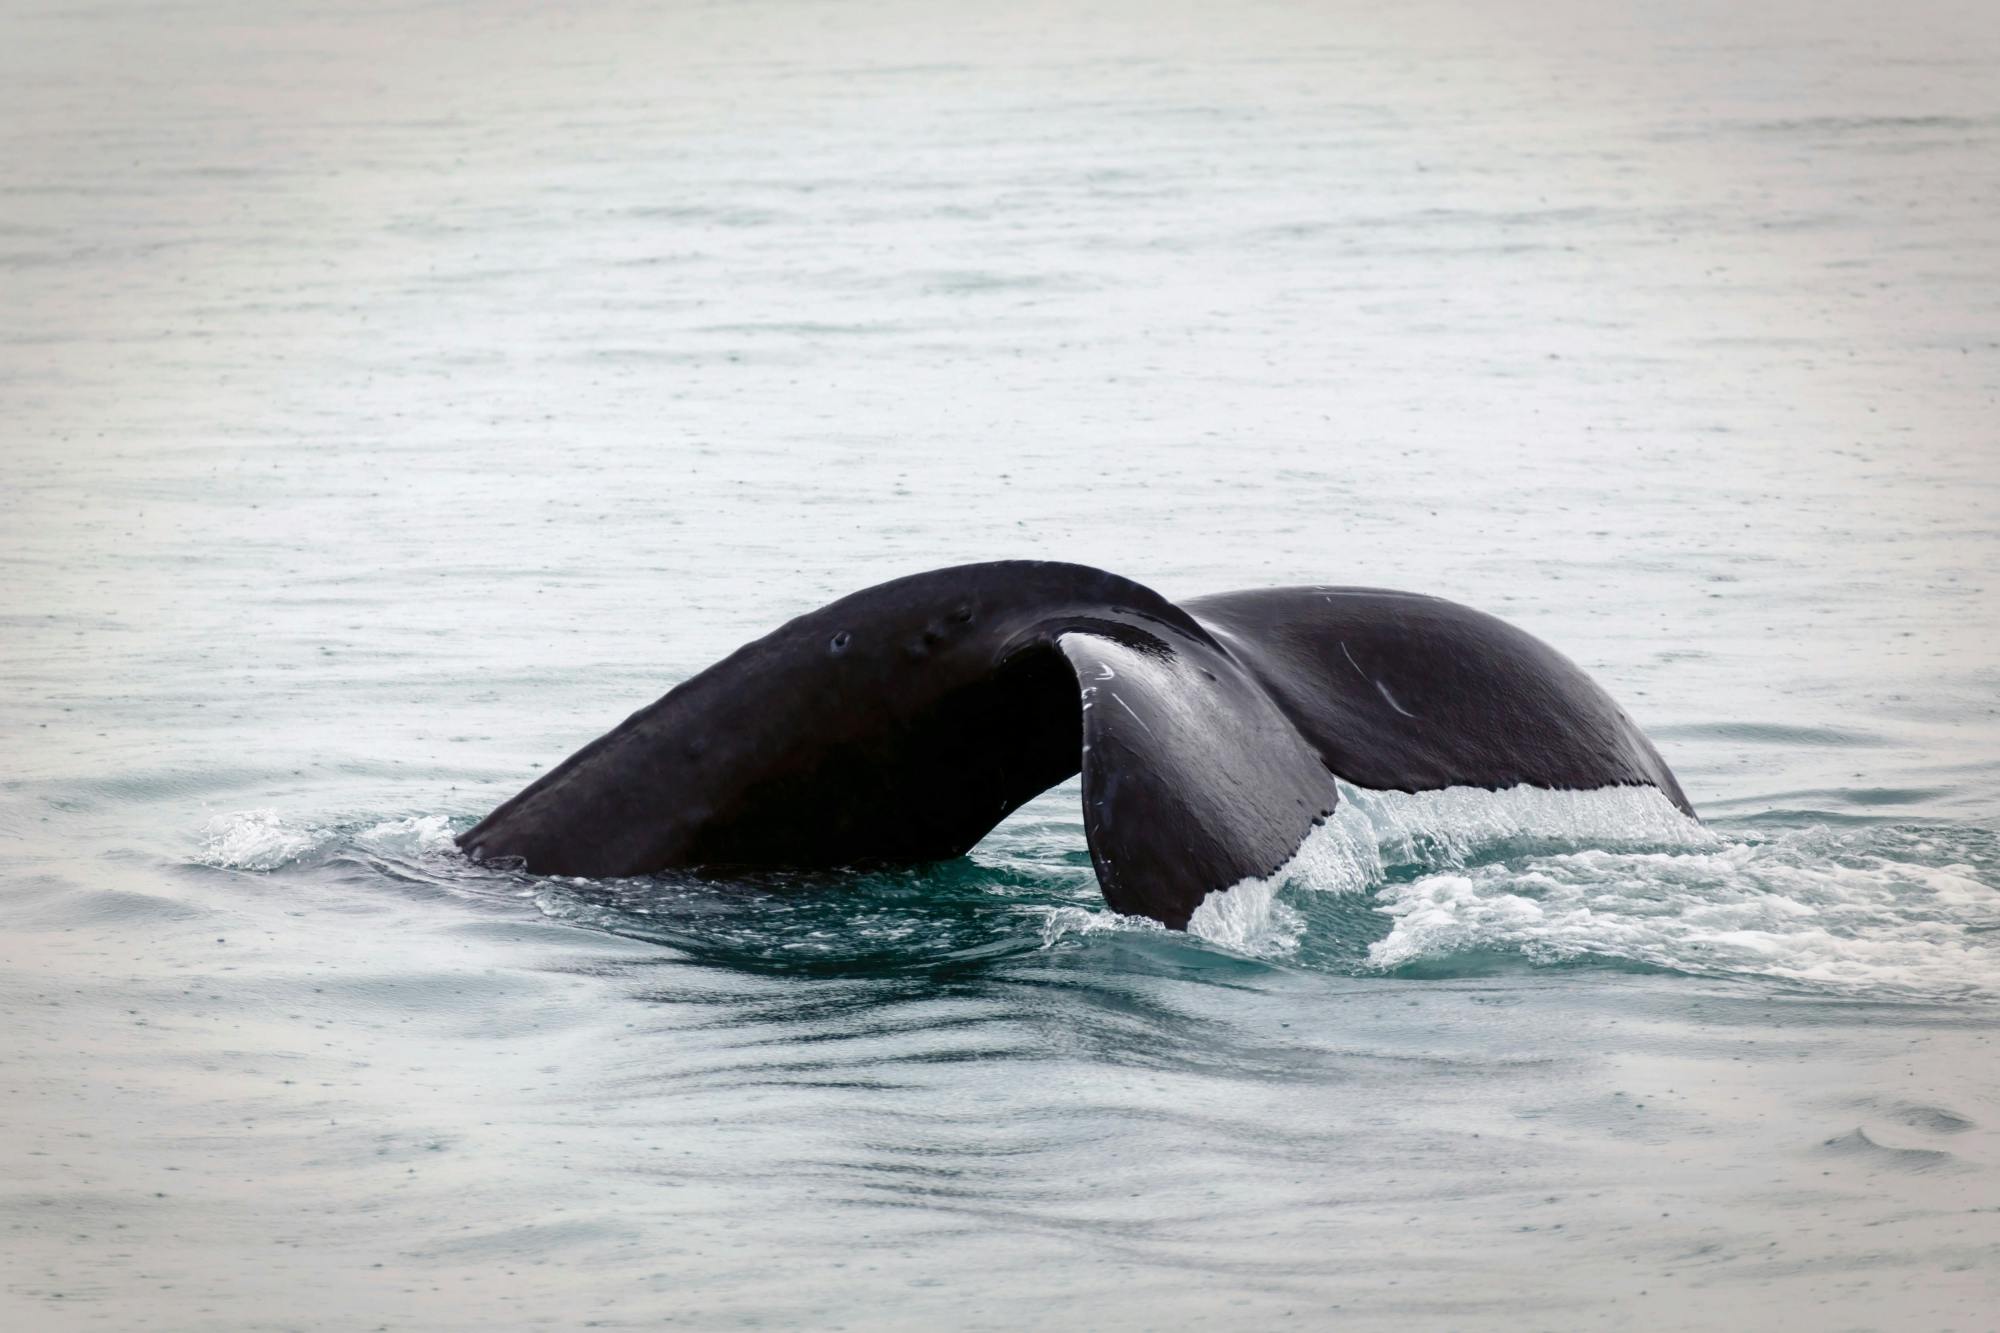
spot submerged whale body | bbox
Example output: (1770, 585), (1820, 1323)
(459, 561), (1692, 928)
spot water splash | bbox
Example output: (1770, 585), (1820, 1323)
(1367, 827), (2000, 997)
(197, 808), (330, 871)
(191, 790), (1999, 997)
(351, 814), (460, 861)
(197, 809), (458, 871)
(1031, 902), (1169, 949)
(1336, 781), (1715, 868)
(1187, 781), (1709, 955)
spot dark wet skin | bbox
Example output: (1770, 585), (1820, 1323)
(460, 561), (1691, 927)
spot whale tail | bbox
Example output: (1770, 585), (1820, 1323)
(460, 561), (1691, 927)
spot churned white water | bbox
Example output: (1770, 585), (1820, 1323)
(6, 0), (2000, 1328)
(1187, 781), (1714, 955)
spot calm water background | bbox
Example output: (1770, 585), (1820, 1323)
(5, 0), (1999, 1327)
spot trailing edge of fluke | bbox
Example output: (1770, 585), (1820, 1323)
(459, 561), (1692, 928)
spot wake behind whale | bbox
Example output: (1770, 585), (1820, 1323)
(459, 561), (1693, 927)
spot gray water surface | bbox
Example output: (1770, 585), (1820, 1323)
(4, 0), (1999, 1328)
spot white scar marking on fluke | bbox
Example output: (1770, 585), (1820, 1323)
(1093, 663), (1115, 681)
(1111, 692), (1155, 735)
(1342, 639), (1417, 717)
(1374, 680), (1418, 718)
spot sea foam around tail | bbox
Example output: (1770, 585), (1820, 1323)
(194, 787), (1999, 996)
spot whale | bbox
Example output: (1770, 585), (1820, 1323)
(458, 561), (1692, 928)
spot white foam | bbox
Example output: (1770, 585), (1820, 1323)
(1333, 781), (1715, 868)
(1367, 836), (2000, 996)
(1186, 797), (1385, 954)
(351, 814), (460, 861)
(197, 808), (329, 871)
(197, 810), (460, 872)
(1185, 781), (1708, 955)
(1032, 903), (1168, 948)
(1184, 880), (1305, 955)
(1172, 784), (1998, 997)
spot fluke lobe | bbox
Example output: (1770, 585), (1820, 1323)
(459, 561), (1692, 928)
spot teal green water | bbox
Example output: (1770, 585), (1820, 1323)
(5, 0), (2000, 1327)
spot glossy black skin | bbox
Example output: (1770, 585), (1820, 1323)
(460, 561), (1692, 928)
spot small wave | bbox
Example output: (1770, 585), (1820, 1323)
(1816, 1128), (1956, 1172)
(1033, 903), (1168, 948)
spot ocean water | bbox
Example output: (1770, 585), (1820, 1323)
(4, 0), (1999, 1327)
